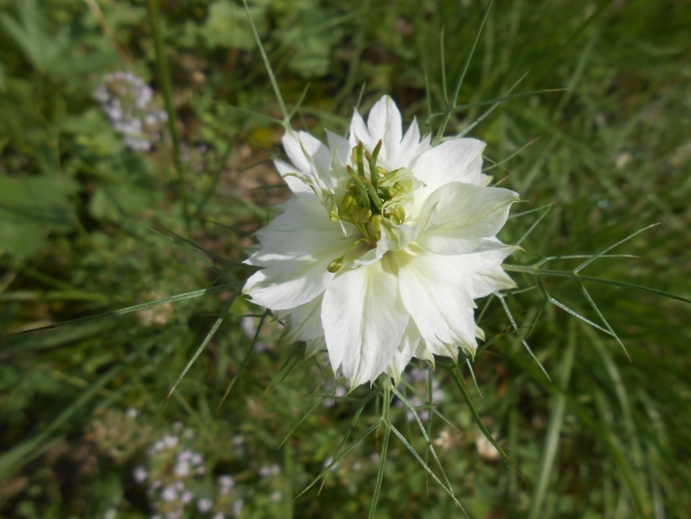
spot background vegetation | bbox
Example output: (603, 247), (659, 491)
(1, 0), (690, 517)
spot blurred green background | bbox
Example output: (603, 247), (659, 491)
(1, 0), (690, 517)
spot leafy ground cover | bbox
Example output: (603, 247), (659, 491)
(1, 0), (690, 518)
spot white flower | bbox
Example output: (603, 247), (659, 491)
(243, 96), (519, 387)
(161, 485), (177, 502)
(133, 466), (148, 483)
(174, 460), (190, 477)
(197, 498), (213, 513)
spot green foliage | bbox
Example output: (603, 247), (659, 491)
(1, 0), (690, 518)
(0, 174), (80, 258)
(201, 0), (269, 51)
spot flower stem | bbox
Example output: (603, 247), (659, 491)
(369, 381), (392, 519)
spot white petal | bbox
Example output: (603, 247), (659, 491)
(282, 130), (333, 191)
(275, 160), (312, 194)
(322, 256), (409, 386)
(304, 337), (326, 359)
(244, 232), (355, 310)
(447, 248), (517, 302)
(385, 320), (422, 385)
(349, 110), (378, 151)
(280, 294), (324, 344)
(326, 130), (351, 166)
(366, 95), (402, 161)
(245, 198), (356, 310)
(417, 235), (511, 256)
(479, 173), (493, 186)
(392, 117), (433, 170)
(253, 196), (334, 246)
(393, 250), (478, 358)
(282, 131), (314, 177)
(417, 183), (519, 247)
(414, 341), (435, 364)
(243, 260), (325, 311)
(412, 138), (485, 190)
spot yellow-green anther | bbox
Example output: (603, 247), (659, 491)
(347, 199), (358, 215)
(343, 193), (355, 211)
(346, 179), (355, 190)
(329, 210), (339, 222)
(369, 214), (382, 234)
(394, 179), (413, 192)
(379, 186), (398, 200)
(392, 204), (406, 222)
(377, 166), (388, 176)
(359, 207), (372, 223)
(390, 215), (402, 225)
(327, 257), (344, 273)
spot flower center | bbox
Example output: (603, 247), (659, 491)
(339, 140), (412, 243)
(327, 140), (416, 273)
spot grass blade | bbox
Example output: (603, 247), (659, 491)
(146, 0), (190, 236)
(242, 0), (288, 122)
(217, 310), (271, 410)
(496, 291), (551, 381)
(164, 294), (237, 403)
(436, 0), (495, 139)
(447, 365), (528, 483)
(528, 321), (577, 519)
(295, 417), (382, 501)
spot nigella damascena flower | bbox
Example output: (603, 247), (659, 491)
(243, 96), (519, 387)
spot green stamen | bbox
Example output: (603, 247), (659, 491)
(346, 165), (370, 209)
(332, 141), (416, 248)
(327, 258), (344, 273)
(326, 238), (369, 273)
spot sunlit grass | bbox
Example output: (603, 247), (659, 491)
(1, 0), (690, 517)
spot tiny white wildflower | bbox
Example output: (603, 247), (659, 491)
(258, 464), (280, 477)
(243, 95), (519, 387)
(197, 498), (213, 512)
(231, 499), (244, 516)
(476, 432), (501, 461)
(240, 316), (257, 338)
(133, 466), (148, 483)
(218, 475), (234, 488)
(163, 435), (179, 449)
(323, 456), (338, 472)
(174, 461), (190, 477)
(177, 450), (192, 462)
(161, 485), (177, 502)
